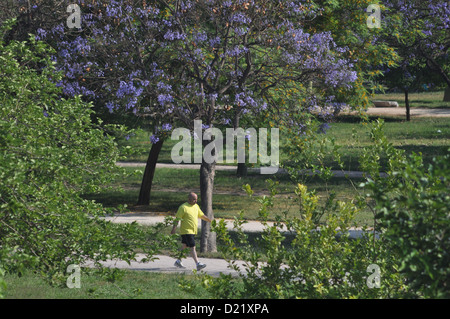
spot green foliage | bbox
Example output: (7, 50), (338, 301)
(0, 20), (177, 286)
(0, 267), (5, 299)
(207, 181), (406, 299)
(361, 122), (449, 298)
(197, 119), (448, 299)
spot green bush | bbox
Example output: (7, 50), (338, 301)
(204, 180), (407, 298)
(193, 120), (448, 299)
(362, 138), (449, 297)
(0, 19), (177, 286)
(360, 120), (449, 298)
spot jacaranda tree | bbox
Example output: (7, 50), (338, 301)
(11, 0), (358, 252)
(382, 0), (450, 101)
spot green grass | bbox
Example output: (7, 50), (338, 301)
(3, 270), (211, 299)
(124, 117), (450, 171)
(85, 167), (373, 225)
(86, 117), (449, 227)
(324, 117), (450, 171)
(372, 91), (450, 109)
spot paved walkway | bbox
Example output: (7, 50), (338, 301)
(117, 162), (382, 179)
(343, 107), (450, 118)
(84, 253), (248, 277)
(97, 213), (378, 277)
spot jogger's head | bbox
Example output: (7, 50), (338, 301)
(188, 192), (198, 205)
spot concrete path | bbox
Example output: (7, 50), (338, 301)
(117, 162), (381, 178)
(97, 213), (378, 277)
(342, 107), (450, 118)
(84, 253), (248, 277)
(362, 107), (450, 118)
(103, 213), (374, 238)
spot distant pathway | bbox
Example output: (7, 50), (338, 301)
(104, 213), (376, 239)
(344, 107), (450, 118)
(117, 162), (378, 179)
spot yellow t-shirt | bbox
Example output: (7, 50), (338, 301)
(175, 202), (205, 235)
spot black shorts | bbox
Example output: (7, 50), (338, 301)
(181, 234), (196, 248)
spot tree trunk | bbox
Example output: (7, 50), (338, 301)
(233, 112), (247, 177)
(199, 140), (217, 253)
(137, 139), (164, 206)
(405, 89), (411, 121)
(444, 86), (450, 102)
(236, 162), (247, 177)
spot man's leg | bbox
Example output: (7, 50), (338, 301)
(190, 246), (199, 264)
(174, 243), (188, 268)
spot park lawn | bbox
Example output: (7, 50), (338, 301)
(3, 270), (211, 299)
(124, 117), (449, 171)
(88, 115), (448, 227)
(321, 116), (450, 171)
(372, 91), (450, 109)
(86, 167), (374, 226)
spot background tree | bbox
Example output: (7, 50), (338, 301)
(137, 0), (358, 252)
(382, 0), (450, 101)
(2, 0), (175, 206)
(8, 0), (358, 252)
(306, 0), (399, 110)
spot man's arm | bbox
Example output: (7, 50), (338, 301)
(200, 215), (212, 223)
(171, 220), (178, 235)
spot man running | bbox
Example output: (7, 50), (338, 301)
(171, 192), (212, 271)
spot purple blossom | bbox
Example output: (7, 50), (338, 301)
(35, 28), (47, 41)
(193, 31), (208, 43)
(158, 94), (174, 106)
(164, 30), (186, 41)
(318, 123), (331, 134)
(150, 135), (160, 144)
(229, 12), (252, 25)
(157, 82), (172, 92)
(222, 118), (232, 125)
(106, 102), (116, 113)
(209, 37), (221, 48)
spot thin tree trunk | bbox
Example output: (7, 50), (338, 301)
(200, 139), (217, 253)
(237, 162), (247, 177)
(137, 139), (164, 206)
(405, 89), (411, 121)
(444, 86), (450, 102)
(233, 112), (247, 177)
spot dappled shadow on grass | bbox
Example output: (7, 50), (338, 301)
(82, 190), (186, 214)
(335, 114), (406, 123)
(396, 145), (450, 160)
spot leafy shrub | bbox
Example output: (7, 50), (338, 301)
(361, 122), (449, 298)
(0, 19), (177, 286)
(202, 181), (407, 299)
(195, 120), (448, 298)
